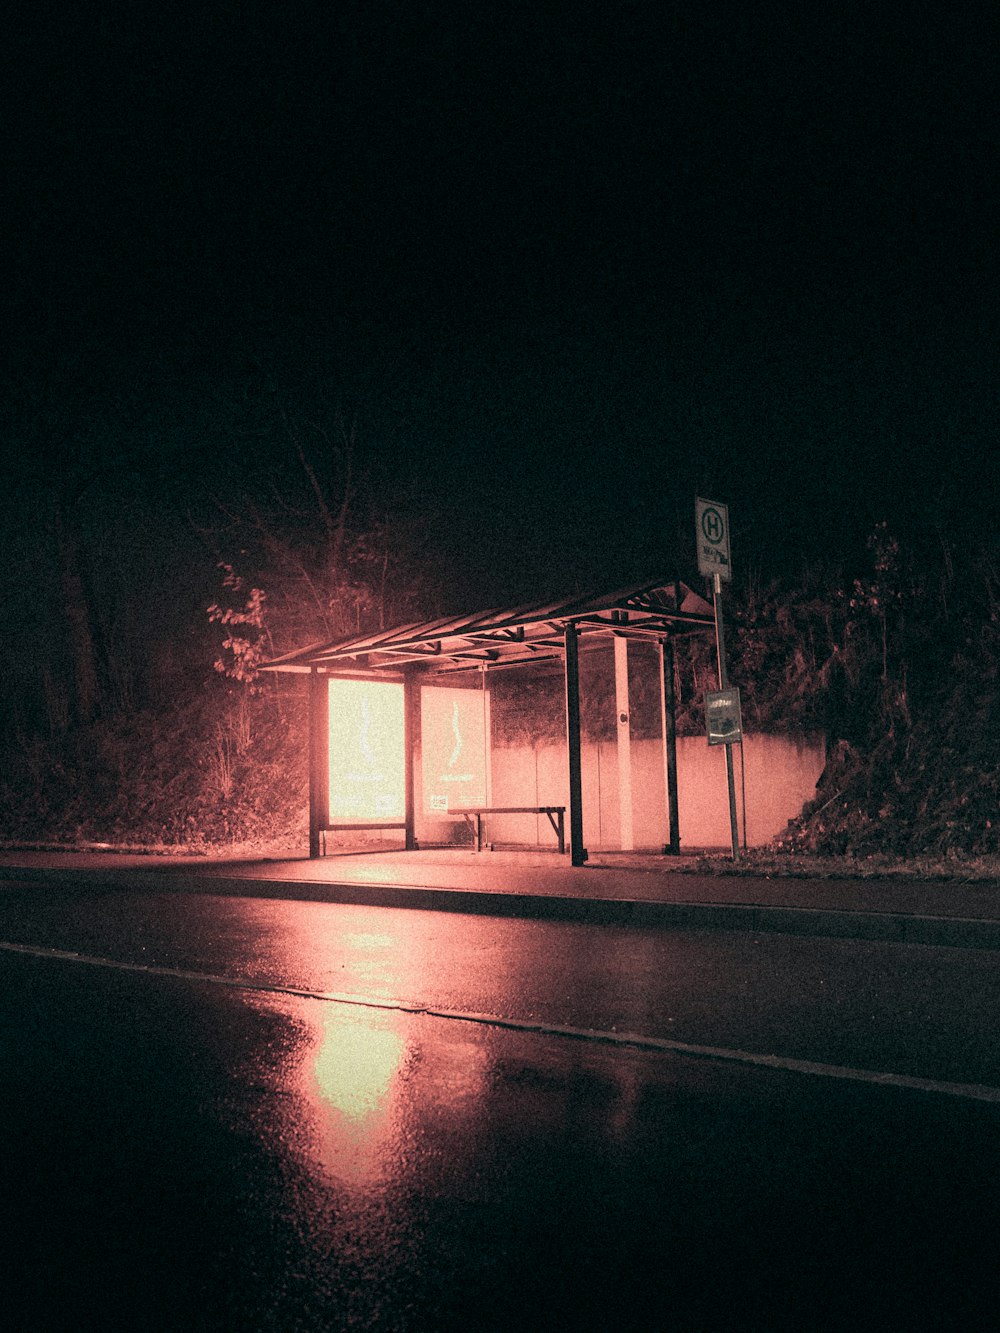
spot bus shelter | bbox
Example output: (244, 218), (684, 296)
(261, 580), (714, 865)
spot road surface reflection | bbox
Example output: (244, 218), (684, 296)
(310, 1009), (406, 1185)
(244, 905), (495, 1190)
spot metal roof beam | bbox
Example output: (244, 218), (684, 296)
(464, 627), (525, 644)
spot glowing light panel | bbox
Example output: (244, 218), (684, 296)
(421, 686), (488, 812)
(328, 678), (405, 822)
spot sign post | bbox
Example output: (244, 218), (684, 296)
(696, 498), (740, 860)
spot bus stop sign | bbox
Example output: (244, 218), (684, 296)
(696, 497), (732, 581)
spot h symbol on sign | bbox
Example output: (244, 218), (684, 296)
(701, 509), (724, 543)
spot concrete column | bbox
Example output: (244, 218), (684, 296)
(614, 634), (634, 851)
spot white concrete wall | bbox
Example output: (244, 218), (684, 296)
(479, 734), (825, 851)
(672, 733), (826, 848)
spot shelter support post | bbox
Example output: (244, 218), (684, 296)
(659, 638), (681, 855)
(564, 624), (588, 865)
(614, 635), (634, 851)
(308, 669), (329, 859)
(404, 671), (418, 850)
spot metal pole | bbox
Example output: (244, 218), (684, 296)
(308, 669), (328, 859)
(713, 574), (740, 862)
(564, 624), (587, 865)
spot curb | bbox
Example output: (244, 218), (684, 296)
(3, 863), (1000, 951)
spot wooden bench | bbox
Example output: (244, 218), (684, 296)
(448, 806), (566, 854)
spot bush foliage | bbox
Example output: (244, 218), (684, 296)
(0, 680), (308, 853)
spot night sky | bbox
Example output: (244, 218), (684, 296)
(5, 0), (1000, 607)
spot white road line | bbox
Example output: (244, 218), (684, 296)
(4, 938), (1000, 1104)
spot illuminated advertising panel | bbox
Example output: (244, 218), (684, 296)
(421, 686), (488, 813)
(327, 678), (405, 823)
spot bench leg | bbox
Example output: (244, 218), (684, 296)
(544, 810), (566, 855)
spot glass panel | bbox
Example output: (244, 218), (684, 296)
(627, 639), (668, 849)
(578, 636), (618, 851)
(421, 683), (489, 815)
(484, 664), (566, 847)
(327, 678), (405, 823)
(576, 635), (668, 852)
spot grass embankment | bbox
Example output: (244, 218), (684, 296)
(690, 848), (1000, 882)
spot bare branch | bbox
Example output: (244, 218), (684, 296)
(280, 405), (336, 537)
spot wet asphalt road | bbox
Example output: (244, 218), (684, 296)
(3, 881), (1000, 1331)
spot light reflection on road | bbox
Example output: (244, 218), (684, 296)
(310, 1009), (407, 1185)
(337, 929), (400, 995)
(258, 903), (498, 1190)
(299, 1003), (492, 1189)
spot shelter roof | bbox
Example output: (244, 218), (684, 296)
(261, 578), (714, 676)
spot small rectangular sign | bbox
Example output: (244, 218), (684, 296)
(696, 497), (732, 581)
(705, 687), (743, 746)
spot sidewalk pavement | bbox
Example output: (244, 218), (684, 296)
(1, 847), (999, 950)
